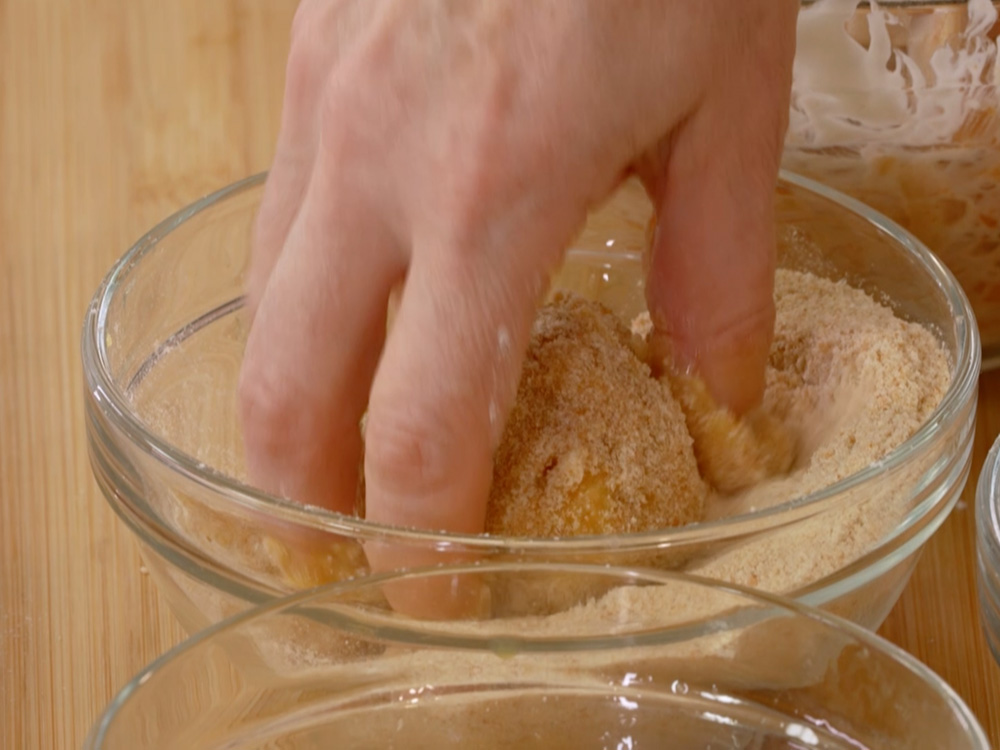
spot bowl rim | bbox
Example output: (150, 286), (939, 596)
(81, 169), (981, 553)
(975, 428), (1000, 648)
(975, 427), (1000, 662)
(977, 429), (1000, 547)
(84, 561), (990, 750)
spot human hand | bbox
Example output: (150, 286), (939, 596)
(239, 0), (797, 541)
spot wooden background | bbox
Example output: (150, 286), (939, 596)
(0, 2), (998, 747)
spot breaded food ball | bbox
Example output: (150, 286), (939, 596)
(485, 293), (706, 537)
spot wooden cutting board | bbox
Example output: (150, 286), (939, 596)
(1, 2), (997, 747)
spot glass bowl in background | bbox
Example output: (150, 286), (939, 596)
(84, 563), (989, 750)
(82, 171), (979, 635)
(787, 0), (1000, 361)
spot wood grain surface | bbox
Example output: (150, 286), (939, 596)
(0, 2), (997, 748)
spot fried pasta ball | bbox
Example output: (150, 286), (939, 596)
(485, 294), (706, 537)
(485, 295), (794, 539)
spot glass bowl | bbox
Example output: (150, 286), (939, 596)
(82, 170), (979, 635)
(786, 0), (1000, 362)
(85, 563), (989, 749)
(977, 430), (1000, 663)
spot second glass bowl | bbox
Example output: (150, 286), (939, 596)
(85, 563), (990, 750)
(977, 430), (1000, 664)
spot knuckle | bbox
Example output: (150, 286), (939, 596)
(314, 99), (356, 175)
(316, 44), (397, 158)
(289, 0), (333, 44)
(454, 93), (513, 194)
(317, 72), (368, 158)
(286, 0), (358, 112)
(289, 3), (311, 43)
(283, 34), (327, 111)
(437, 77), (561, 242)
(317, 76), (349, 134)
(363, 408), (454, 499)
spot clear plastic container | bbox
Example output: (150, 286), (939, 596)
(786, 0), (1000, 361)
(82, 171), (979, 634)
(84, 563), (989, 749)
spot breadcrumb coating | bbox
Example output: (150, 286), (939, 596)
(485, 293), (706, 537)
